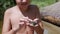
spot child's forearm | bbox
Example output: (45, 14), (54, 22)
(34, 25), (44, 34)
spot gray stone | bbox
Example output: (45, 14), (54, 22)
(40, 2), (60, 19)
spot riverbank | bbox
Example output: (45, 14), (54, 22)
(43, 21), (60, 34)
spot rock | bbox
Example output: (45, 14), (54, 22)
(40, 2), (60, 26)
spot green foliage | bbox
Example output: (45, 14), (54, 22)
(0, 0), (15, 20)
(31, 0), (56, 8)
(0, 0), (57, 20)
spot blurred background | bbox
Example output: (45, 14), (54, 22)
(0, 0), (60, 34)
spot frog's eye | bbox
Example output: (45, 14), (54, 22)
(29, 21), (37, 25)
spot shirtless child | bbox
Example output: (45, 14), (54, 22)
(2, 0), (44, 34)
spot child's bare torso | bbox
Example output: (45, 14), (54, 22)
(10, 5), (37, 34)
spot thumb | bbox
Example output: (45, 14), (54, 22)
(34, 18), (39, 21)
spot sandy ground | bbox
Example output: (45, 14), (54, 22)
(0, 21), (60, 34)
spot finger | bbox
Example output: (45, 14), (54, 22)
(19, 22), (26, 29)
(20, 18), (25, 20)
(23, 17), (32, 23)
(19, 22), (24, 25)
(25, 17), (32, 21)
(19, 22), (25, 28)
(29, 24), (34, 27)
(23, 17), (33, 21)
(33, 18), (39, 22)
(20, 18), (29, 23)
(35, 24), (38, 27)
(23, 17), (29, 19)
(22, 17), (29, 21)
(26, 22), (30, 25)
